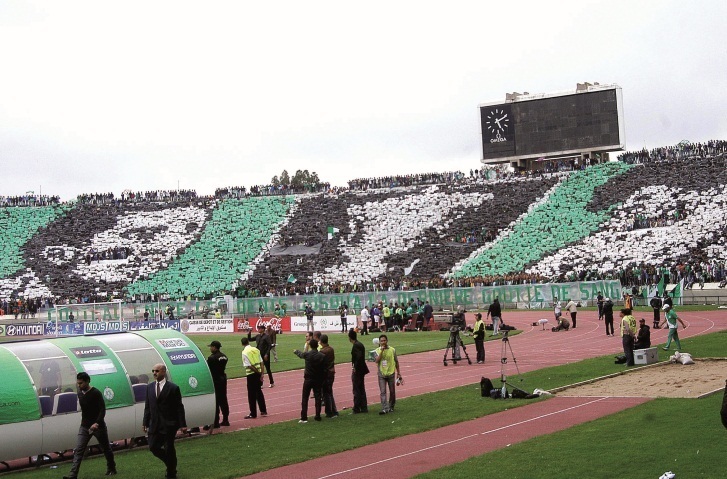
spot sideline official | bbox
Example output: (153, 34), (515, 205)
(206, 340), (229, 428)
(143, 363), (187, 479)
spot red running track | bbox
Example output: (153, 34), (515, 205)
(217, 309), (725, 431)
(210, 310), (724, 478)
(243, 396), (650, 479)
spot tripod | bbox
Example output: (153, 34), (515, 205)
(499, 331), (524, 393)
(443, 327), (472, 366)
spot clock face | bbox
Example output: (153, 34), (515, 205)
(485, 108), (510, 134)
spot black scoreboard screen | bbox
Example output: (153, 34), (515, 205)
(480, 87), (622, 160)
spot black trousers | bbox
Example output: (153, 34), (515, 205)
(653, 309), (661, 328)
(475, 338), (485, 362)
(323, 372), (338, 416)
(351, 371), (368, 412)
(622, 335), (635, 366)
(570, 312), (577, 328)
(605, 316), (614, 335)
(213, 378), (229, 424)
(341, 318), (348, 332)
(262, 357), (274, 385)
(246, 372), (267, 417)
(300, 378), (322, 421)
(148, 429), (178, 477)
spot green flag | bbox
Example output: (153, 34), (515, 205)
(657, 275), (665, 296)
(327, 226), (340, 240)
(671, 278), (683, 298)
(287, 274), (297, 283)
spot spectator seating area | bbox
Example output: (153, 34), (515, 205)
(0, 142), (725, 302)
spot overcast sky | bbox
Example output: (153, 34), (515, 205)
(1, 1), (726, 200)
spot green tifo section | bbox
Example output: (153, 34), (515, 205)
(125, 196), (295, 299)
(0, 205), (68, 278)
(454, 162), (633, 277)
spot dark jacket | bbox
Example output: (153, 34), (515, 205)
(294, 349), (326, 382)
(487, 301), (502, 318)
(78, 386), (106, 428)
(249, 331), (272, 358)
(351, 340), (369, 375)
(634, 324), (651, 349)
(207, 351), (229, 382)
(603, 300), (614, 319)
(143, 381), (187, 434)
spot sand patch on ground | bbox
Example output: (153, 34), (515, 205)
(557, 358), (727, 399)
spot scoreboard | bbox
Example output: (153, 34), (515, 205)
(480, 85), (624, 162)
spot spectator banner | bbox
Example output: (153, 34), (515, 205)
(44, 322), (84, 336)
(234, 316), (291, 333)
(179, 318), (234, 333)
(128, 320), (180, 331)
(83, 321), (130, 335)
(290, 315), (354, 332)
(233, 280), (623, 313)
(4, 323), (45, 337)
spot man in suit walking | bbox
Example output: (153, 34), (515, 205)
(143, 363), (187, 479)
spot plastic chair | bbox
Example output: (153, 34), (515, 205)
(52, 391), (79, 415)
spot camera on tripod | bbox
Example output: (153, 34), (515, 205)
(443, 323), (472, 366)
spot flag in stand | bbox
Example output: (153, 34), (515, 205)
(671, 278), (684, 299)
(287, 274), (297, 283)
(327, 226), (340, 240)
(657, 275), (665, 296)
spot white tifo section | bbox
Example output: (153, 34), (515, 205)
(41, 206), (208, 284)
(312, 186), (493, 285)
(527, 184), (727, 276)
(0, 271), (53, 301)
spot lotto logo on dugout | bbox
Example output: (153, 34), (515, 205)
(167, 350), (199, 365)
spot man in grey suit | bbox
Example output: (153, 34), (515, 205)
(143, 363), (187, 479)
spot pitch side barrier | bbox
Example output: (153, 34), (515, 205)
(31, 280), (688, 334)
(231, 280), (625, 313)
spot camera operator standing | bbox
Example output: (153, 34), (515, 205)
(473, 313), (485, 363)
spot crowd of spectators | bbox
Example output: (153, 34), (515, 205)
(214, 186), (247, 199)
(347, 171), (466, 191)
(247, 182), (333, 196)
(120, 189), (198, 202)
(229, 259), (727, 299)
(618, 140), (727, 164)
(76, 190), (199, 205)
(0, 297), (47, 318)
(2, 140), (726, 305)
(1, 194), (61, 207)
(76, 192), (115, 205)
(627, 211), (682, 230)
(84, 247), (131, 264)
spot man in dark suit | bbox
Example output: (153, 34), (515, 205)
(348, 329), (369, 413)
(143, 363), (187, 479)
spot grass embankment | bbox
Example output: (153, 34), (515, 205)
(17, 330), (725, 479)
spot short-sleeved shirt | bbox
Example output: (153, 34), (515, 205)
(665, 309), (679, 329)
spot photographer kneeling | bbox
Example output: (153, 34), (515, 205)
(551, 316), (570, 332)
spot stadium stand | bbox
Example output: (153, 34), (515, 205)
(0, 142), (725, 303)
